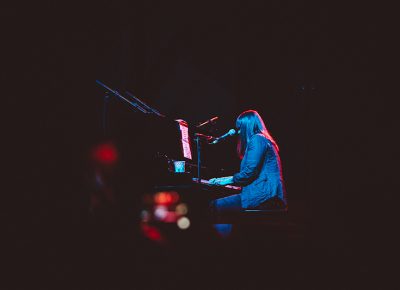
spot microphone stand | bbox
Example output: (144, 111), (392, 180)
(195, 135), (201, 183)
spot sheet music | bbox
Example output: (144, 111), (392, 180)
(178, 123), (192, 160)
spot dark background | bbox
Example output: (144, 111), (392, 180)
(4, 1), (395, 289)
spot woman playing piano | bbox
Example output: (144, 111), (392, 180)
(209, 110), (287, 214)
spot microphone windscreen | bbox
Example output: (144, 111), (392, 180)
(228, 129), (236, 136)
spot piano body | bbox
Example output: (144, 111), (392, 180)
(99, 86), (240, 207)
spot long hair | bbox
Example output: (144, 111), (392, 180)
(236, 110), (279, 159)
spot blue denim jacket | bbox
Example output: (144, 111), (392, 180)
(232, 133), (287, 208)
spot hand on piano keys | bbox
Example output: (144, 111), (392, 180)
(192, 177), (241, 191)
(208, 176), (234, 186)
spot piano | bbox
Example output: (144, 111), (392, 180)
(95, 82), (240, 201)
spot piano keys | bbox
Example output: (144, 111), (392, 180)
(191, 178), (241, 192)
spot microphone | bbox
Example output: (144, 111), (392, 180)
(211, 129), (237, 144)
(196, 116), (219, 128)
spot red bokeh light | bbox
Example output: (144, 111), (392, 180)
(154, 191), (179, 205)
(92, 142), (118, 165)
(141, 223), (164, 243)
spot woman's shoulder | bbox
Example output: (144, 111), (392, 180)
(250, 133), (269, 144)
(250, 133), (273, 147)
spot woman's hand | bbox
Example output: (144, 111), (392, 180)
(208, 176), (234, 186)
